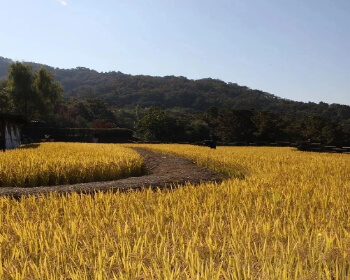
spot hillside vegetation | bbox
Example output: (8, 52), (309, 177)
(1, 56), (349, 116)
(1, 56), (350, 145)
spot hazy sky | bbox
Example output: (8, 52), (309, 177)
(1, 0), (349, 105)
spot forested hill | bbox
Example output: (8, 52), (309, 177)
(1, 56), (350, 119)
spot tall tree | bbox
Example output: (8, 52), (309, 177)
(7, 62), (36, 119)
(86, 98), (116, 123)
(33, 67), (62, 119)
(217, 109), (256, 142)
(7, 63), (63, 120)
(0, 79), (14, 113)
(252, 111), (282, 142)
(203, 106), (219, 134)
(136, 107), (170, 141)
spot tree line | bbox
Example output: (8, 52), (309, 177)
(133, 107), (350, 146)
(0, 59), (349, 146)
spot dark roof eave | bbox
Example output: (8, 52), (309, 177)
(0, 114), (28, 124)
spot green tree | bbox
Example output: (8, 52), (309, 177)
(7, 62), (36, 119)
(33, 67), (63, 119)
(204, 106), (219, 134)
(297, 114), (342, 144)
(252, 111), (282, 142)
(298, 115), (325, 142)
(136, 107), (169, 141)
(7, 63), (63, 120)
(0, 79), (14, 113)
(186, 119), (210, 142)
(86, 98), (116, 124)
(217, 109), (256, 142)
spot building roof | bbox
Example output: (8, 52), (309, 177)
(0, 114), (28, 124)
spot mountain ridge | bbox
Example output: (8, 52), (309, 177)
(1, 56), (349, 121)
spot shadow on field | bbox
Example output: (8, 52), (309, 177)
(20, 143), (40, 149)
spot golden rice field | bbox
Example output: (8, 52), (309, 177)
(0, 143), (143, 187)
(0, 143), (350, 279)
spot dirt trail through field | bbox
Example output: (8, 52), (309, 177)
(0, 148), (227, 198)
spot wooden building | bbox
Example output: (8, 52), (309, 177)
(0, 114), (27, 151)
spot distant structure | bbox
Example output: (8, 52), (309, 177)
(0, 114), (27, 151)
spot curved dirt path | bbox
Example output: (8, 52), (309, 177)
(0, 148), (227, 198)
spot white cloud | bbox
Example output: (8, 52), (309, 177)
(57, 0), (67, 6)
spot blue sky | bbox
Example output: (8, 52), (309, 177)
(1, 0), (349, 105)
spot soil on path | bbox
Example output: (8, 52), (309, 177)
(0, 148), (227, 198)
